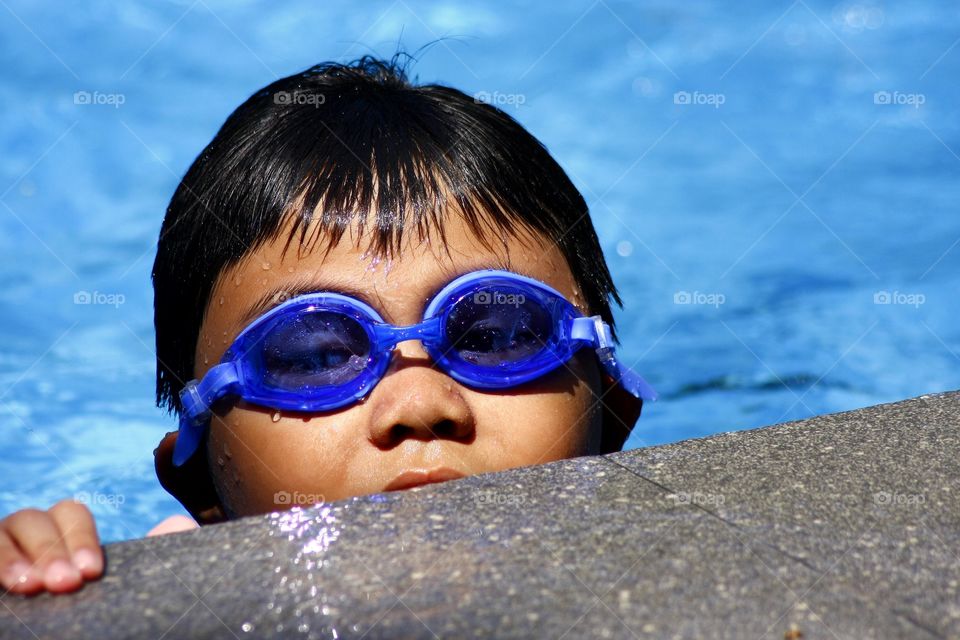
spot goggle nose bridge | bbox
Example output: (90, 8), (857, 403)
(370, 315), (445, 351)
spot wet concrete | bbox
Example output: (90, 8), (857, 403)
(1, 390), (958, 639)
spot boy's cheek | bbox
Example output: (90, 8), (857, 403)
(474, 364), (602, 464)
(207, 412), (295, 517)
(207, 408), (360, 516)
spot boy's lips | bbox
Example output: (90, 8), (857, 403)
(383, 467), (466, 492)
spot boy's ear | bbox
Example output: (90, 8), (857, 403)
(154, 431), (227, 525)
(597, 372), (644, 454)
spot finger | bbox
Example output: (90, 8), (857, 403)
(3, 508), (82, 593)
(0, 530), (43, 595)
(146, 514), (199, 537)
(49, 499), (102, 580)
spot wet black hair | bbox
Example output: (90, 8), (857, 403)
(152, 54), (623, 415)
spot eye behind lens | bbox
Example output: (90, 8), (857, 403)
(444, 285), (554, 367)
(259, 309), (373, 388)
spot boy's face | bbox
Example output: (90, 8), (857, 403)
(181, 213), (605, 518)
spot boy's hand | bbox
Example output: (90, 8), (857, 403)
(0, 499), (103, 595)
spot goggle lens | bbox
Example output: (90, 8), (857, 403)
(444, 286), (553, 367)
(261, 311), (371, 389)
(258, 286), (557, 391)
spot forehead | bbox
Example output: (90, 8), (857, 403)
(206, 211), (582, 340)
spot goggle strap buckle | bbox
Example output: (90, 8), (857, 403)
(573, 315), (659, 403)
(173, 363), (240, 466)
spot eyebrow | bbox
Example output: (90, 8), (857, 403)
(234, 259), (520, 328)
(236, 275), (383, 328)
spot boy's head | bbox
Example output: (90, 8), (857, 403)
(151, 56), (645, 523)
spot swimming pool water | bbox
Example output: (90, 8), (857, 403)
(1, 0), (957, 541)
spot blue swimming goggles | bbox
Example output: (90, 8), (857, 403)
(172, 269), (656, 465)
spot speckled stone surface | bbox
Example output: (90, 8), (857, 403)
(2, 391), (958, 639)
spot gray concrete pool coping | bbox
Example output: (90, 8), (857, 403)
(2, 390), (958, 638)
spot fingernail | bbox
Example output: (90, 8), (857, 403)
(72, 548), (101, 573)
(2, 561), (32, 588)
(44, 559), (81, 586)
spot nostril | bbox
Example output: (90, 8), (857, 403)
(380, 420), (468, 445)
(387, 424), (415, 444)
(433, 419), (476, 442)
(432, 419), (457, 438)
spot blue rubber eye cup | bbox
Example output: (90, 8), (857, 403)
(172, 269), (657, 465)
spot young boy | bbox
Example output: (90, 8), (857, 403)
(0, 55), (655, 595)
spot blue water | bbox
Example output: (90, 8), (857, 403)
(1, 1), (957, 542)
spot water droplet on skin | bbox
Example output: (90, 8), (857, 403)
(203, 355), (209, 364)
(287, 266), (295, 273)
(218, 296), (224, 306)
(262, 261), (271, 270)
(233, 275), (242, 286)
(272, 410), (282, 422)
(364, 254), (382, 273)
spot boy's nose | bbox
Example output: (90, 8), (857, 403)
(365, 340), (476, 448)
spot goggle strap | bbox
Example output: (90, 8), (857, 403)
(173, 362), (241, 466)
(573, 316), (658, 402)
(172, 413), (204, 467)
